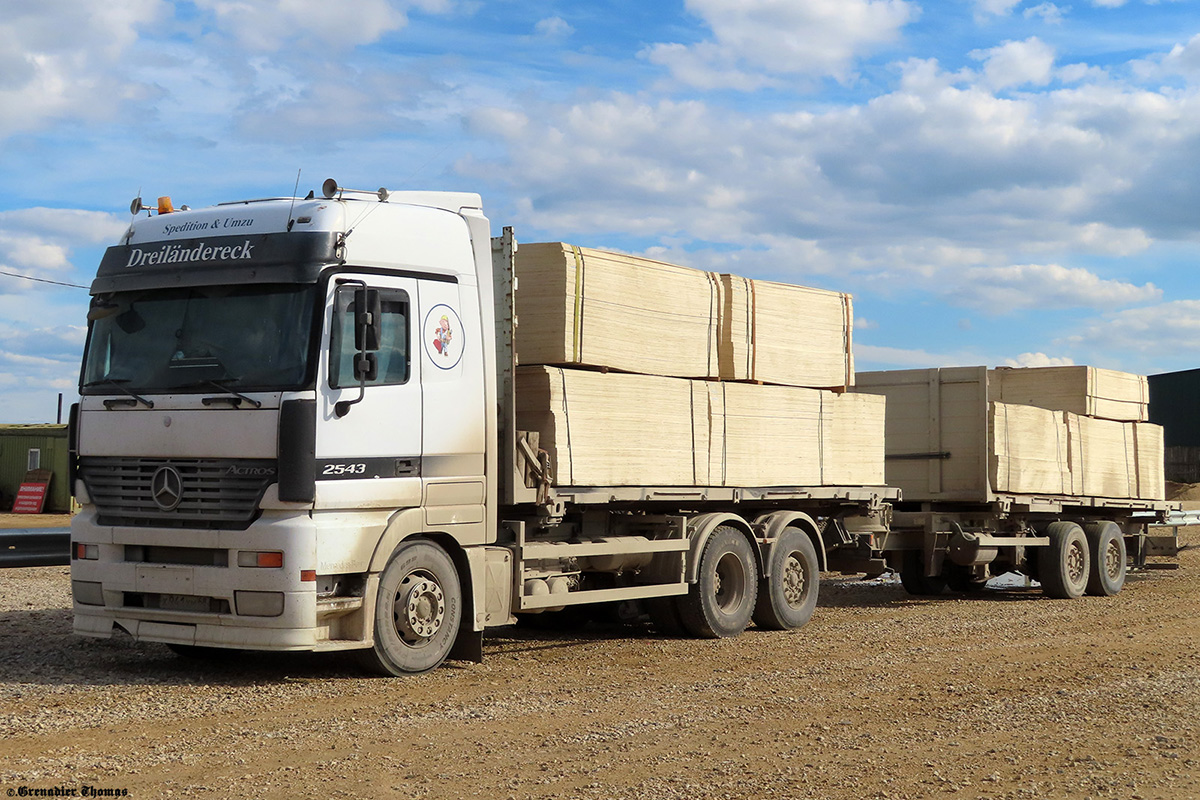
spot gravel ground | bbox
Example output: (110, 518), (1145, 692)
(0, 530), (1196, 800)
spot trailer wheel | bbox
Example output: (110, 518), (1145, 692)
(752, 527), (819, 630)
(899, 550), (947, 596)
(358, 540), (461, 676)
(1084, 521), (1126, 597)
(678, 526), (758, 639)
(1040, 522), (1090, 600)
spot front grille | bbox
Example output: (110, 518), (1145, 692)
(79, 457), (276, 530)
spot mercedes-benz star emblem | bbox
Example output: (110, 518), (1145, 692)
(150, 466), (184, 511)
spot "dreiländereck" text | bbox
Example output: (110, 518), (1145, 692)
(124, 240), (255, 268)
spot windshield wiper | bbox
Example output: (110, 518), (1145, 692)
(189, 378), (263, 409)
(82, 378), (155, 409)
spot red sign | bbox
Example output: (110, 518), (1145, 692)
(13, 481), (49, 514)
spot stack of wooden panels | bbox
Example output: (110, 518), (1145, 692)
(704, 382), (823, 486)
(513, 243), (855, 389)
(989, 366), (1149, 422)
(514, 366), (709, 487)
(1134, 422), (1166, 500)
(513, 243), (721, 379)
(988, 402), (1071, 495)
(1063, 413), (1162, 499)
(821, 392), (886, 486)
(718, 275), (854, 389)
(516, 366), (885, 488)
(855, 367), (1164, 501)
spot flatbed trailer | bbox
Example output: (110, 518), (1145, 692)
(855, 367), (1174, 598)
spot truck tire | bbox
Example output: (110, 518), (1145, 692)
(899, 550), (947, 596)
(1084, 521), (1126, 597)
(1040, 521), (1090, 600)
(358, 540), (461, 676)
(677, 526), (758, 639)
(752, 527), (819, 630)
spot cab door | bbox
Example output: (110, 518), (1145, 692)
(315, 273), (423, 508)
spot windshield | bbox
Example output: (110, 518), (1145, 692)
(81, 283), (318, 394)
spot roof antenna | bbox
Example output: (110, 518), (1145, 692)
(287, 169), (301, 232)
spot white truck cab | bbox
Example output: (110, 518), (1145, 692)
(72, 182), (503, 673)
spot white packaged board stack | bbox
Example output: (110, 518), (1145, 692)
(855, 367), (1164, 502)
(718, 274), (854, 389)
(704, 382), (823, 486)
(821, 391), (886, 485)
(513, 242), (721, 379)
(1134, 422), (1166, 500)
(514, 366), (710, 487)
(989, 365), (1149, 422)
(516, 366), (885, 488)
(988, 402), (1072, 495)
(513, 242), (856, 389)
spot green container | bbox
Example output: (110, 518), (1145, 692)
(0, 425), (71, 513)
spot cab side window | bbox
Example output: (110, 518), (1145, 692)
(329, 286), (410, 388)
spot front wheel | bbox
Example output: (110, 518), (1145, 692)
(677, 526), (758, 639)
(1040, 522), (1090, 599)
(358, 540), (462, 676)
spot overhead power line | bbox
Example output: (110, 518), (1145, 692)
(0, 270), (88, 289)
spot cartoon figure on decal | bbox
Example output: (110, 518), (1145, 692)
(423, 303), (464, 370)
(433, 314), (453, 357)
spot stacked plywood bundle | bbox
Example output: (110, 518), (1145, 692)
(513, 243), (854, 389)
(516, 366), (885, 488)
(989, 366), (1148, 422)
(855, 366), (1164, 501)
(988, 402), (1072, 495)
(718, 275), (854, 389)
(513, 243), (721, 379)
(514, 367), (710, 487)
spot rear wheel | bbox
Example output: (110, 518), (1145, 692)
(358, 540), (461, 676)
(1040, 521), (1090, 599)
(1084, 521), (1126, 597)
(752, 527), (819, 630)
(677, 527), (758, 639)
(899, 550), (948, 596)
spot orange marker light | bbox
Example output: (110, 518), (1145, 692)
(257, 551), (284, 568)
(300, 570), (317, 582)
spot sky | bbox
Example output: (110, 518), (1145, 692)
(2, 0), (1200, 423)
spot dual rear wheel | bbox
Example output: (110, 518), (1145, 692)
(652, 525), (819, 638)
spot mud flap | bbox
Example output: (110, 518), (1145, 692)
(449, 628), (483, 663)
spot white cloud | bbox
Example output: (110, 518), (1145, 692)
(854, 343), (980, 369)
(972, 37), (1056, 90)
(947, 264), (1160, 311)
(644, 0), (918, 87)
(975, 0), (1022, 16)
(1004, 352), (1075, 367)
(534, 16), (574, 39)
(1068, 301), (1200, 356)
(0, 0), (166, 139)
(0, 210), (123, 294)
(192, 0), (413, 52)
(1024, 3), (1066, 24)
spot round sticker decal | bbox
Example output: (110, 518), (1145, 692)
(424, 304), (464, 370)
